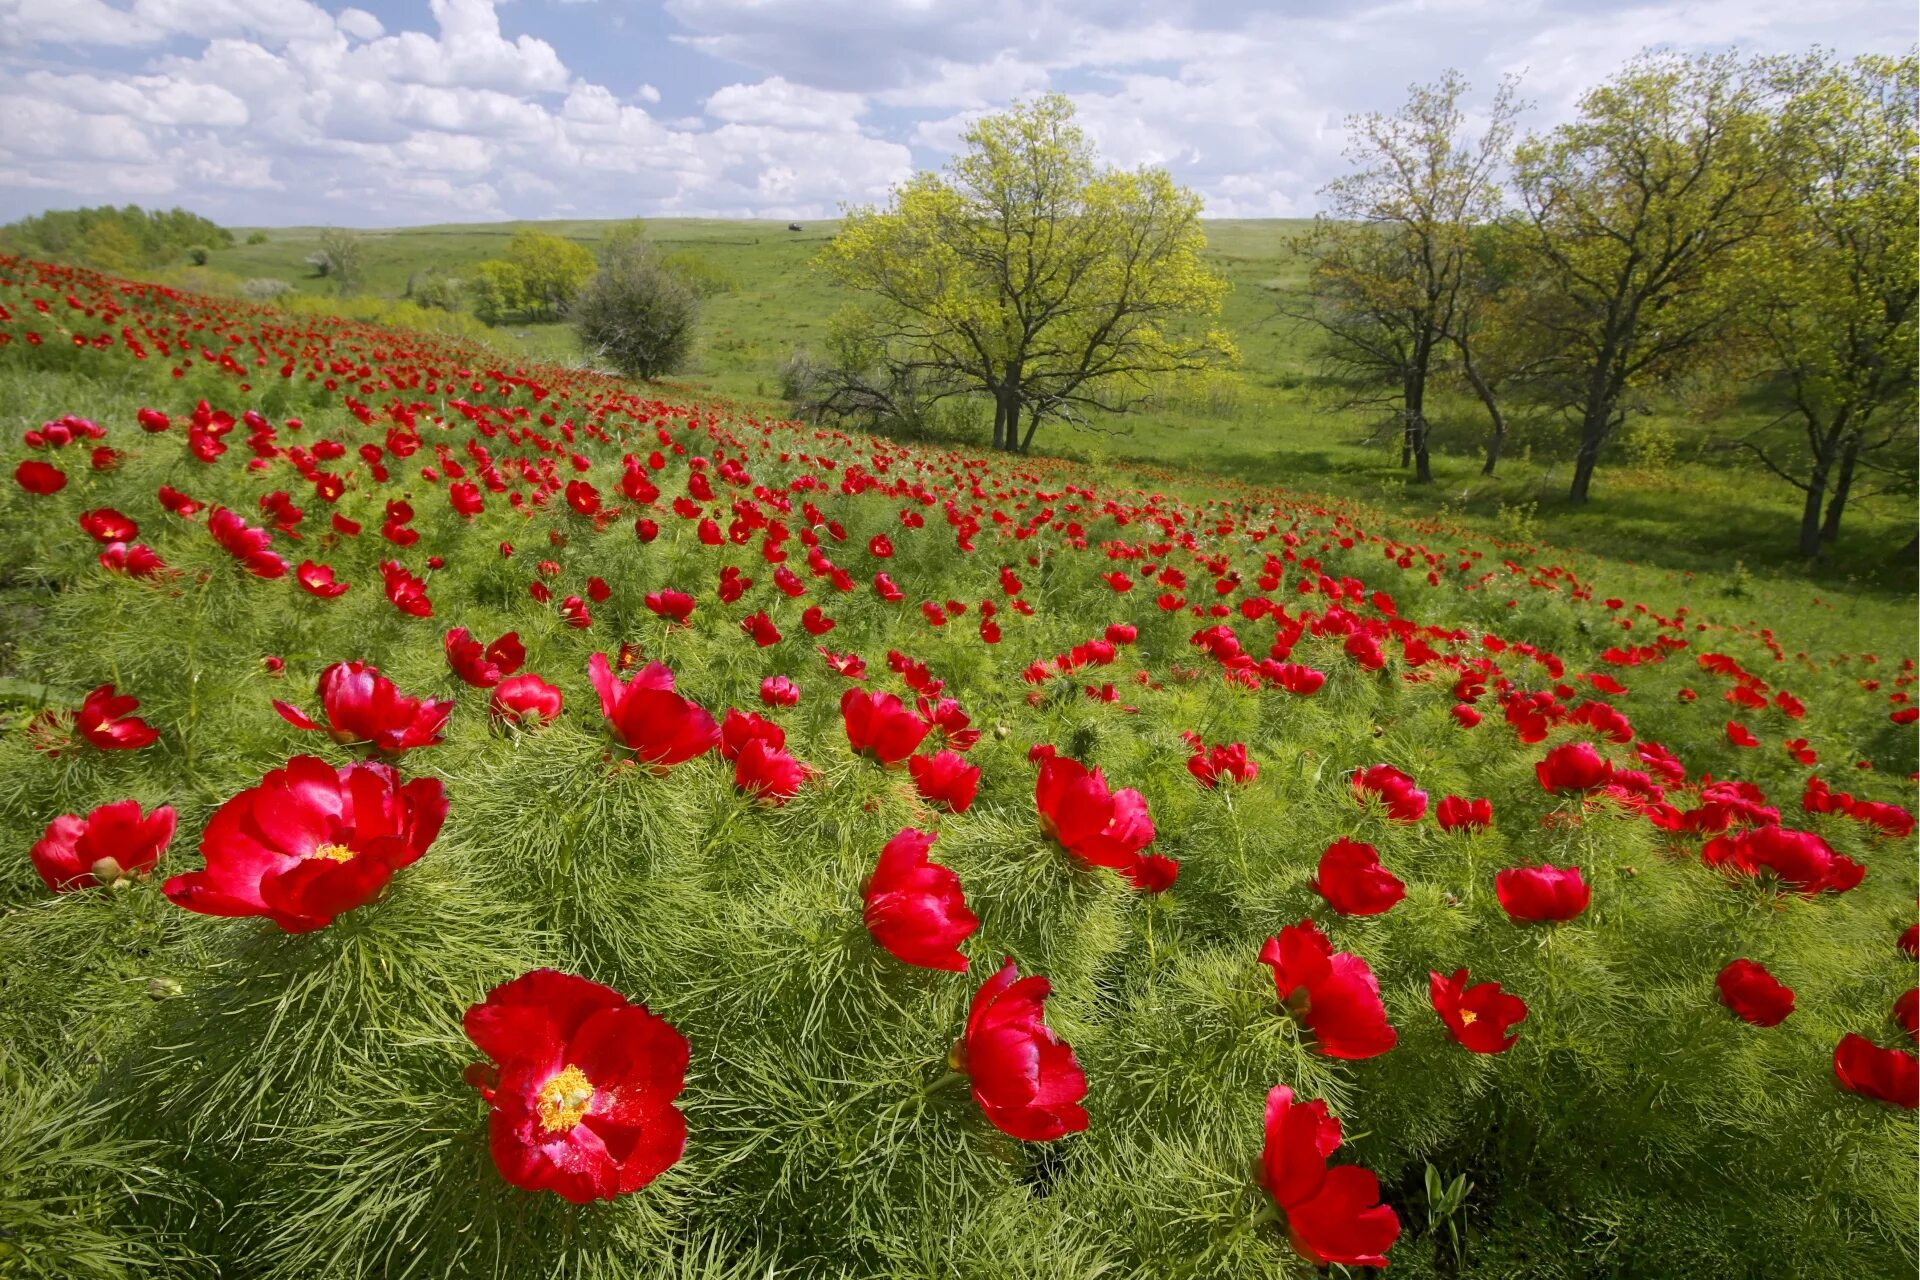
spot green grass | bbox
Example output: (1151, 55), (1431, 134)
(180, 217), (1918, 601)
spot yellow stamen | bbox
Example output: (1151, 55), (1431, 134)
(309, 842), (355, 863)
(1459, 1009), (1478, 1026)
(535, 1064), (595, 1132)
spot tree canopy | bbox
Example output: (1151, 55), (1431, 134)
(818, 94), (1234, 452)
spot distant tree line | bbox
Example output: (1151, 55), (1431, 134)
(0, 205), (233, 273)
(1292, 49), (1916, 556)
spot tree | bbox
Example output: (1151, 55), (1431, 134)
(469, 232), (596, 323)
(1511, 52), (1791, 504)
(1293, 71), (1521, 483)
(469, 261), (524, 325)
(571, 237), (698, 380)
(1736, 52), (1918, 557)
(1448, 221), (1544, 476)
(819, 95), (1233, 453)
(317, 228), (365, 294)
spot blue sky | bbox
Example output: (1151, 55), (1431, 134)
(0, 0), (1911, 226)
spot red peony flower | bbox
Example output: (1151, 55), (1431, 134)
(491, 674), (564, 726)
(862, 827), (977, 971)
(1495, 864), (1591, 922)
(1429, 969), (1527, 1053)
(909, 749), (980, 813)
(445, 627), (526, 688)
(954, 958), (1088, 1141)
(1436, 795), (1493, 832)
(1187, 739), (1257, 788)
(719, 708), (786, 761)
(75, 684), (159, 750)
(380, 560), (432, 617)
(295, 560), (350, 599)
(1535, 742), (1613, 794)
(759, 675), (800, 707)
(14, 459), (67, 494)
(79, 508), (138, 543)
(209, 507), (289, 578)
(733, 737), (806, 803)
(31, 799), (176, 891)
(463, 969), (689, 1203)
(1034, 754), (1157, 876)
(1259, 920), (1397, 1059)
(841, 688), (930, 765)
(98, 541), (168, 579)
(1351, 764), (1428, 822)
(1726, 721), (1760, 748)
(1901, 923), (1918, 959)
(741, 611), (782, 646)
(163, 755), (447, 932)
(1257, 1084), (1401, 1268)
(1310, 838), (1405, 916)
(1702, 825), (1862, 896)
(273, 661), (452, 755)
(587, 652), (719, 770)
(644, 589), (695, 624)
(1896, 989), (1918, 1042)
(1832, 1034), (1918, 1109)
(1712, 958), (1795, 1027)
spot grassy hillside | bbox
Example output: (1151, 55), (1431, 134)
(182, 218), (1917, 598)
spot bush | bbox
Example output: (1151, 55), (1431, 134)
(241, 277), (295, 301)
(185, 245), (210, 266)
(246, 231), (270, 246)
(407, 271), (465, 313)
(571, 240), (699, 380)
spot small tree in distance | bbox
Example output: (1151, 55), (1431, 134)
(572, 230), (698, 381)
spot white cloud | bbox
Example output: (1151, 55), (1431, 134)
(706, 76), (867, 129)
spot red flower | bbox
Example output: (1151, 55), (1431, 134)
(863, 828), (977, 971)
(98, 541), (167, 579)
(445, 628), (526, 688)
(1726, 721), (1760, 748)
(31, 799), (176, 891)
(163, 756), (447, 932)
(75, 684), (159, 750)
(1034, 754), (1156, 875)
(1832, 1034), (1918, 1109)
(645, 590), (695, 624)
(295, 560), (350, 598)
(1257, 1084), (1401, 1268)
(1535, 742), (1612, 794)
(840, 688), (930, 765)
(1310, 839), (1405, 916)
(1436, 795), (1493, 832)
(733, 738), (806, 802)
(79, 508), (138, 543)
(273, 661), (452, 756)
(1901, 923), (1918, 959)
(587, 653), (719, 769)
(1429, 969), (1528, 1053)
(741, 611), (782, 646)
(1351, 764), (1427, 822)
(209, 507), (288, 578)
(1122, 853), (1181, 893)
(1702, 826), (1863, 895)
(909, 749), (980, 813)
(1896, 989), (1918, 1042)
(868, 533), (894, 558)
(801, 605), (835, 635)
(491, 674), (564, 726)
(1187, 739), (1257, 788)
(1258, 920), (1397, 1059)
(1494, 864), (1591, 922)
(955, 958), (1088, 1141)
(759, 675), (800, 707)
(1716, 959), (1795, 1027)
(1451, 703), (1483, 728)
(380, 560), (432, 617)
(720, 708), (786, 761)
(463, 969), (689, 1203)
(14, 459), (67, 494)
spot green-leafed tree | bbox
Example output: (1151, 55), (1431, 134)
(1735, 51), (1918, 557)
(1293, 71), (1522, 483)
(317, 228), (366, 295)
(1510, 52), (1793, 504)
(470, 232), (597, 323)
(819, 94), (1234, 453)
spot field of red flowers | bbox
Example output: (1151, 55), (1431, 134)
(1, 254), (1915, 1279)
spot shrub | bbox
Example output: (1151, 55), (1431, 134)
(571, 240), (699, 380)
(241, 277), (295, 301)
(246, 231), (270, 246)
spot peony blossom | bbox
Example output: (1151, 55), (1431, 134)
(908, 749), (980, 813)
(759, 675), (800, 707)
(1436, 795), (1493, 832)
(273, 661), (452, 756)
(31, 799), (176, 891)
(734, 738), (806, 803)
(1715, 958), (1795, 1027)
(588, 653), (719, 770)
(463, 969), (689, 1203)
(163, 755), (447, 932)
(74, 684), (159, 750)
(954, 958), (1089, 1141)
(444, 628), (525, 688)
(491, 674), (564, 727)
(1832, 1034), (1918, 1109)
(840, 688), (930, 765)
(1535, 742), (1613, 794)
(862, 828), (977, 971)
(1429, 969), (1528, 1053)
(1309, 839), (1405, 916)
(1034, 754), (1158, 880)
(1257, 1084), (1400, 1268)
(1352, 764), (1427, 822)
(1494, 864), (1591, 922)
(1702, 826), (1863, 896)
(1259, 920), (1397, 1059)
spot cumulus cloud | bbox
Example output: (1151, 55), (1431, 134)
(0, 0), (1909, 225)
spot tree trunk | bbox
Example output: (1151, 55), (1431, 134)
(1796, 468), (1829, 559)
(1407, 378), (1432, 484)
(1460, 354), (1505, 476)
(1019, 406), (1041, 454)
(1820, 433), (1861, 544)
(990, 398), (1007, 452)
(1568, 402), (1612, 505)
